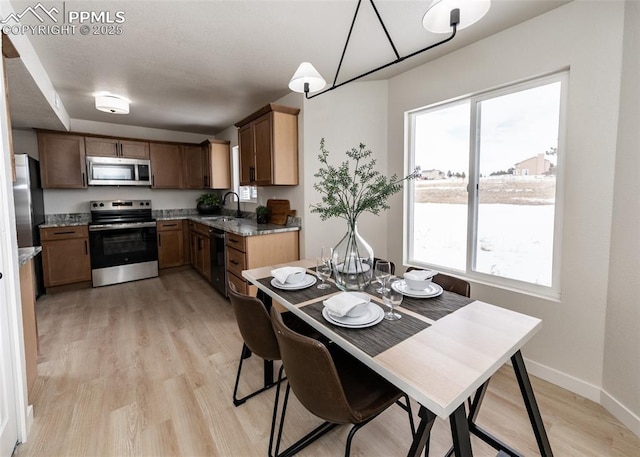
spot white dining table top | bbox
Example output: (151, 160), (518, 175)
(243, 259), (542, 418)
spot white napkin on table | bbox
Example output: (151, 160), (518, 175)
(271, 266), (301, 284)
(323, 292), (368, 317)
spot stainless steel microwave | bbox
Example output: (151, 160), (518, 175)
(86, 156), (152, 186)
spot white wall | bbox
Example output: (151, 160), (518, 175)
(301, 81), (389, 261)
(603, 0), (640, 435)
(388, 0), (628, 412)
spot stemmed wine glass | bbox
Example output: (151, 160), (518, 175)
(382, 280), (403, 320)
(316, 247), (333, 289)
(374, 260), (391, 294)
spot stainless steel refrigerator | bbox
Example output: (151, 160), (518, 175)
(13, 154), (45, 297)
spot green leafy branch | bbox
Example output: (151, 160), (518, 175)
(311, 139), (418, 224)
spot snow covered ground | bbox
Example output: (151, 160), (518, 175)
(412, 202), (555, 286)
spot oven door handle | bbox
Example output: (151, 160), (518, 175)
(89, 222), (157, 231)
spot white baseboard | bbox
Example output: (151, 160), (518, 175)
(521, 357), (602, 402)
(522, 357), (640, 437)
(601, 389), (640, 437)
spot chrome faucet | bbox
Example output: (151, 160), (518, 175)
(223, 191), (243, 218)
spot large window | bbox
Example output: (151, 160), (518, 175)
(406, 73), (567, 297)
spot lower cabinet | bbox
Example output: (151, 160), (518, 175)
(157, 220), (186, 269)
(189, 221), (211, 281)
(40, 226), (91, 287)
(226, 230), (299, 296)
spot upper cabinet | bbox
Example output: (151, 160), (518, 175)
(37, 131), (87, 189)
(235, 104), (299, 186)
(203, 139), (231, 189)
(150, 142), (183, 188)
(183, 144), (207, 189)
(85, 136), (150, 159)
(183, 140), (231, 189)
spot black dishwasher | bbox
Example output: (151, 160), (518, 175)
(209, 228), (227, 297)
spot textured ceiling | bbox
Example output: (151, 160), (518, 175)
(5, 1), (570, 135)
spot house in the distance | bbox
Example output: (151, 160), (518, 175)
(514, 153), (552, 175)
(420, 169), (446, 180)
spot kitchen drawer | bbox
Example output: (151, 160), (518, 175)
(227, 271), (248, 295)
(226, 246), (246, 278)
(190, 221), (209, 236)
(157, 220), (183, 231)
(40, 225), (88, 241)
(226, 232), (246, 252)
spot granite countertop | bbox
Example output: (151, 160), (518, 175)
(40, 211), (300, 237)
(185, 215), (300, 236)
(18, 246), (42, 266)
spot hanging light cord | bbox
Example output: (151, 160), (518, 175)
(305, 0), (460, 99)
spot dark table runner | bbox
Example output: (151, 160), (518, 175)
(361, 283), (473, 321)
(258, 276), (339, 305)
(394, 290), (473, 321)
(300, 301), (430, 358)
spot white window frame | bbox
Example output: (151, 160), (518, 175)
(404, 72), (568, 300)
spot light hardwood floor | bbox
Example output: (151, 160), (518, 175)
(16, 268), (640, 456)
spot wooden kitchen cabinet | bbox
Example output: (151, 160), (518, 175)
(85, 136), (150, 159)
(183, 145), (207, 189)
(226, 230), (299, 295)
(157, 220), (185, 269)
(40, 225), (91, 287)
(189, 221), (211, 281)
(150, 142), (183, 188)
(203, 139), (231, 189)
(37, 131), (87, 188)
(235, 104), (299, 186)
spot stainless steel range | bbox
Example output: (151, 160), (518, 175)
(89, 199), (158, 287)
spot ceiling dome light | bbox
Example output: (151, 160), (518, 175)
(423, 0), (491, 33)
(95, 94), (130, 114)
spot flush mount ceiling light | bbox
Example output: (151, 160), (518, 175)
(289, 0), (491, 99)
(95, 94), (130, 114)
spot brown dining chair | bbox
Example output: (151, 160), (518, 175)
(406, 267), (470, 297)
(270, 307), (415, 457)
(228, 287), (321, 457)
(374, 257), (396, 275)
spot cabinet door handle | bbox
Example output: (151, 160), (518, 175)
(152, 175), (155, 187)
(82, 172), (86, 187)
(230, 260), (239, 266)
(54, 230), (75, 235)
(119, 143), (123, 156)
(228, 239), (238, 243)
(84, 240), (88, 255)
(163, 223), (178, 228)
(158, 234), (162, 247)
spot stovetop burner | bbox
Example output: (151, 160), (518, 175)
(90, 200), (154, 225)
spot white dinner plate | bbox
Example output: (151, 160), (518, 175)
(271, 274), (317, 290)
(322, 303), (384, 328)
(392, 280), (443, 298)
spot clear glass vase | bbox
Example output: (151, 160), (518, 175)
(332, 221), (374, 291)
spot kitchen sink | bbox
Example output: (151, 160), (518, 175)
(201, 216), (237, 222)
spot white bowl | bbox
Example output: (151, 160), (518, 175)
(404, 277), (432, 291)
(285, 268), (306, 284)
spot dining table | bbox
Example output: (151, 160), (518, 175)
(242, 259), (553, 457)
